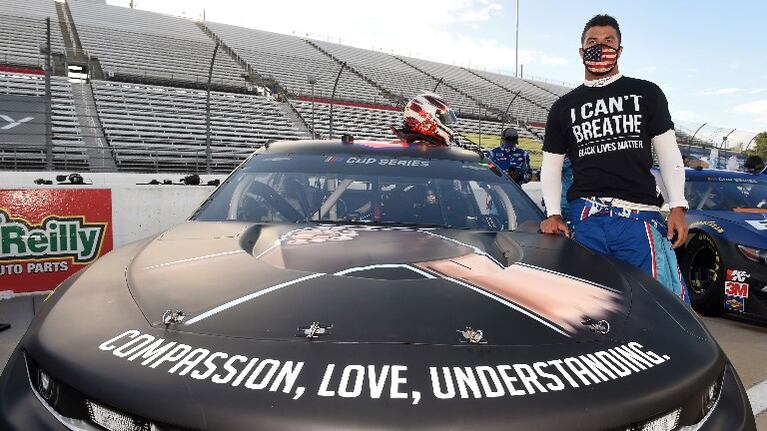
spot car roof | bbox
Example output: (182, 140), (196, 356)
(684, 167), (767, 181)
(258, 139), (486, 162)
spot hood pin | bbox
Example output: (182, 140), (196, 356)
(297, 322), (332, 339)
(162, 310), (185, 326)
(457, 327), (486, 344)
(581, 317), (610, 334)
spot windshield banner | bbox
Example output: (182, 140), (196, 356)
(0, 189), (113, 294)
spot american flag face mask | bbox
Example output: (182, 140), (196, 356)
(582, 43), (620, 75)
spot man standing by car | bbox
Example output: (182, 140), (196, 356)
(539, 14), (689, 301)
(489, 128), (532, 185)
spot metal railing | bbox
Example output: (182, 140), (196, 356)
(0, 143), (253, 174)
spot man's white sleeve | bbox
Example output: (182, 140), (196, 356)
(652, 129), (688, 209)
(541, 151), (566, 217)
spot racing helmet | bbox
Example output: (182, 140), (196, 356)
(403, 92), (458, 145)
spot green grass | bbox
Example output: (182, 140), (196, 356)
(461, 133), (543, 169)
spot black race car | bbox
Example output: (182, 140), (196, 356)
(679, 168), (767, 322)
(0, 140), (755, 430)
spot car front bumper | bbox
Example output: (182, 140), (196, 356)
(0, 345), (756, 431)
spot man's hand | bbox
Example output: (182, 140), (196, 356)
(508, 169), (520, 180)
(667, 207), (688, 249)
(540, 215), (570, 237)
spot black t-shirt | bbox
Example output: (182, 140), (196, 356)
(543, 76), (674, 205)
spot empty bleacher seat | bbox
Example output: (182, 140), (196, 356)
(309, 39), (481, 114)
(524, 79), (573, 97)
(292, 99), (526, 146)
(67, 0), (245, 88)
(0, 0), (66, 67)
(0, 72), (88, 171)
(472, 69), (560, 108)
(206, 22), (387, 105)
(293, 100), (400, 140)
(90, 80), (303, 172)
(397, 56), (550, 123)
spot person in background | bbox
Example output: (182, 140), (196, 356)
(489, 128), (532, 185)
(744, 155), (765, 174)
(416, 189), (442, 222)
(682, 154), (691, 167)
(726, 154), (739, 171)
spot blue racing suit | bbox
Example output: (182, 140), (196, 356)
(489, 146), (532, 185)
(560, 157), (573, 219)
(568, 197), (690, 304)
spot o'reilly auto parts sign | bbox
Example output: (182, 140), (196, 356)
(0, 189), (113, 293)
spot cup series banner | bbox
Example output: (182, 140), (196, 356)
(0, 189), (113, 294)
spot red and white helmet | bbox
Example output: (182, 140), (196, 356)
(403, 91), (458, 145)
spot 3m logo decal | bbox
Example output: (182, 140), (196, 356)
(725, 281), (749, 298)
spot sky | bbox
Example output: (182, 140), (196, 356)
(107, 0), (766, 146)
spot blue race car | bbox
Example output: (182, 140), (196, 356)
(679, 168), (767, 321)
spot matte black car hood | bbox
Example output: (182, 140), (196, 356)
(18, 221), (723, 431)
(126, 222), (632, 345)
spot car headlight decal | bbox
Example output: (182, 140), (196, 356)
(618, 369), (725, 431)
(625, 408), (680, 431)
(37, 368), (59, 406)
(704, 378), (720, 411)
(86, 400), (152, 431)
(24, 352), (185, 431)
(697, 371), (725, 423)
(677, 371), (725, 431)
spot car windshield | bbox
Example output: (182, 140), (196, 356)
(193, 152), (542, 231)
(686, 176), (767, 211)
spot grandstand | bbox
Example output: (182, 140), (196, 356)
(0, 72), (87, 171)
(292, 98), (530, 145)
(203, 22), (388, 104)
(472, 69), (560, 108)
(293, 100), (399, 140)
(525, 78), (572, 97)
(21, 0), (758, 175)
(396, 55), (550, 123)
(0, 0), (573, 173)
(90, 80), (304, 172)
(308, 39), (480, 114)
(455, 117), (537, 140)
(0, 0), (65, 68)
(66, 0), (245, 88)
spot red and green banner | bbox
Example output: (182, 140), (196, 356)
(0, 189), (113, 293)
